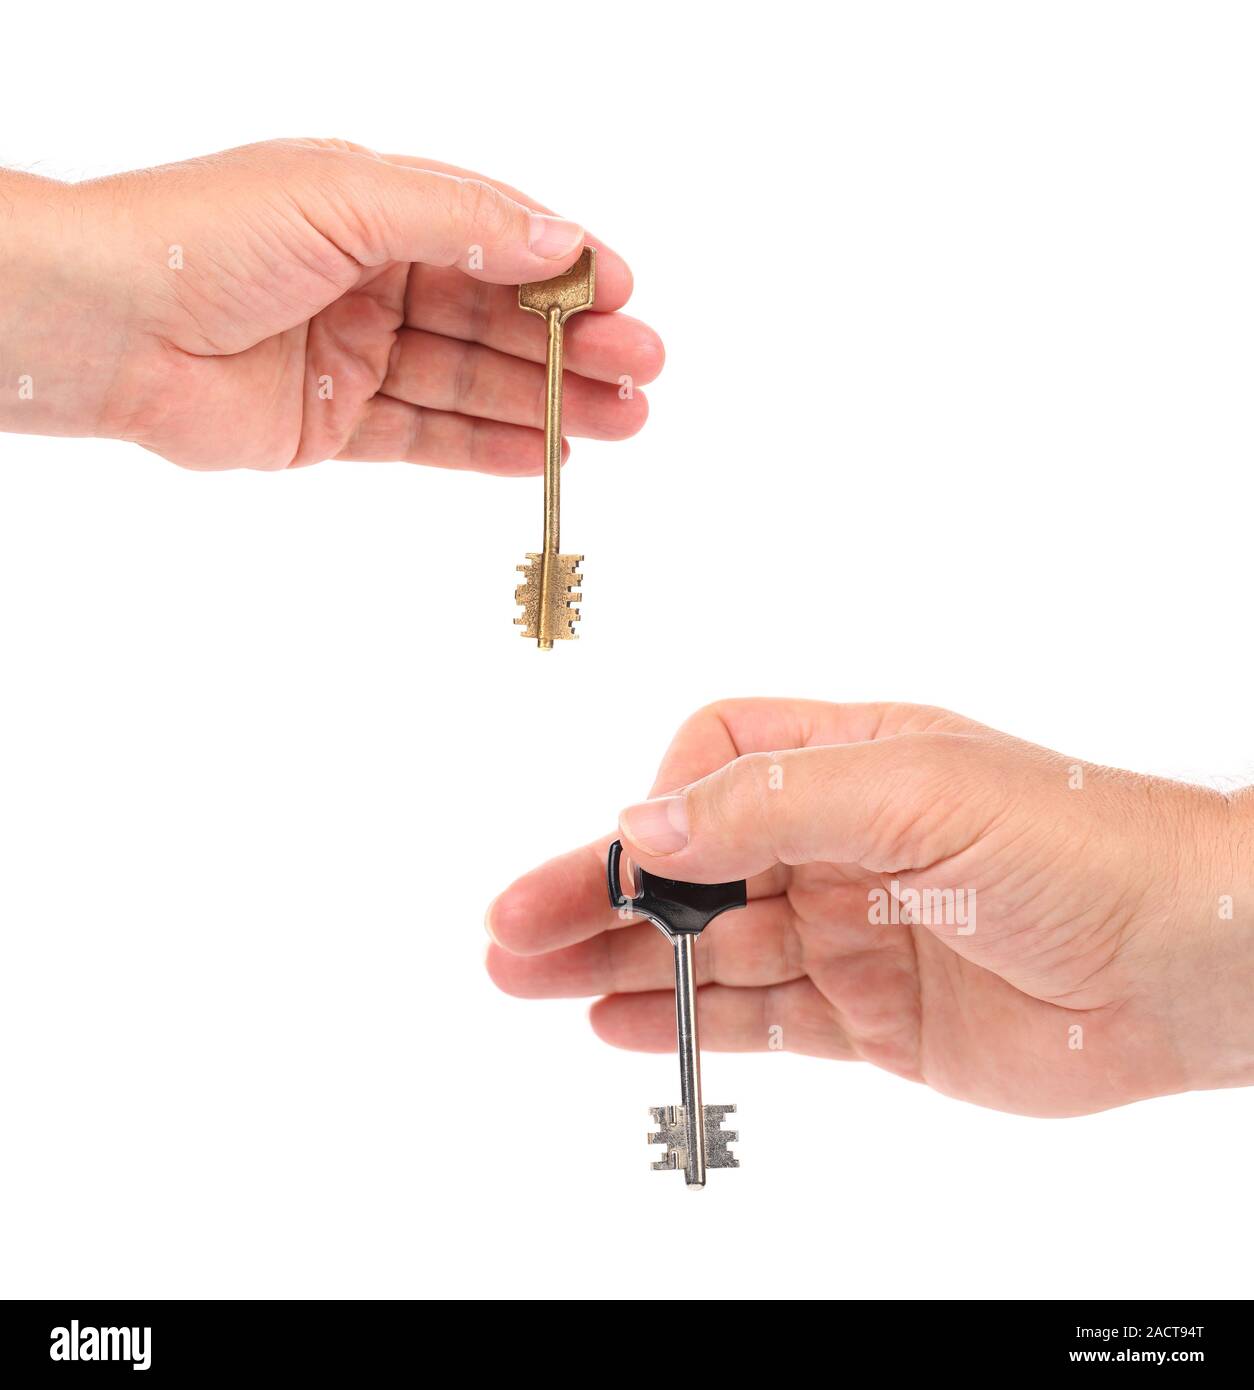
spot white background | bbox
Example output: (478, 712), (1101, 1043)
(1, 0), (1251, 1299)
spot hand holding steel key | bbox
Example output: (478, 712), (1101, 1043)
(607, 840), (747, 1187)
(515, 247), (596, 647)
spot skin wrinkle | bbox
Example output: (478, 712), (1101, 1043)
(400, 282), (658, 389)
(974, 836), (1067, 931)
(860, 742), (955, 873)
(709, 705), (742, 765)
(263, 182), (359, 281)
(786, 868), (918, 1067)
(162, 273), (240, 357)
(779, 906), (807, 980)
(239, 195), (357, 313)
(375, 331), (641, 439)
(901, 809), (1132, 1012)
(406, 263), (552, 354)
(165, 222), (275, 338)
(265, 332), (306, 433)
(456, 179), (511, 266)
(816, 945), (910, 1030)
(793, 979), (858, 1062)
(415, 173), (485, 270)
(450, 335), (482, 415)
(404, 393), (425, 461)
(701, 906), (805, 987)
(701, 914), (719, 989)
(869, 703), (892, 742)
(383, 332), (406, 389)
(1041, 915), (1139, 1008)
(300, 164), (395, 268)
(743, 750), (787, 864)
(317, 287), (403, 374)
(465, 275), (493, 346)
(759, 979), (814, 1054)
(296, 289), (403, 466)
(991, 837), (1132, 987)
(914, 928), (951, 1088)
(910, 762), (1005, 870)
(590, 906), (801, 994)
(345, 267), (407, 314)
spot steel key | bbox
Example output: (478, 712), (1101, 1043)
(607, 840), (747, 1188)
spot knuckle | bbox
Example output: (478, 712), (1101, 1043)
(451, 338), (481, 410)
(895, 702), (960, 728)
(885, 734), (967, 814)
(673, 699), (747, 757)
(866, 731), (989, 869)
(424, 176), (513, 266)
(285, 136), (378, 159)
(721, 751), (789, 857)
(458, 177), (513, 236)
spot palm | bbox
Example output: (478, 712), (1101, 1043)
(143, 264), (409, 471)
(780, 862), (1122, 1115)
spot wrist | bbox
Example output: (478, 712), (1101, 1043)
(1171, 787), (1254, 1094)
(0, 171), (140, 441)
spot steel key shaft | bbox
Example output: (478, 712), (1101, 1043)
(672, 932), (707, 1186)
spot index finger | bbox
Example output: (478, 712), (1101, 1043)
(485, 835), (617, 957)
(486, 834), (787, 958)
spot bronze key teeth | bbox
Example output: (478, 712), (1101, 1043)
(515, 552), (583, 644)
(515, 246), (595, 648)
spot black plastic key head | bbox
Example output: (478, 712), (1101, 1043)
(606, 839), (747, 940)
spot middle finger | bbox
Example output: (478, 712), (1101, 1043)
(382, 329), (648, 439)
(487, 897), (803, 999)
(486, 836), (790, 958)
(405, 265), (665, 387)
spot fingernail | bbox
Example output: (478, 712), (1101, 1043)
(619, 796), (689, 856)
(528, 214), (583, 260)
(484, 895), (503, 944)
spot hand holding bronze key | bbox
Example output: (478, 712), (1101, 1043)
(0, 141), (662, 473)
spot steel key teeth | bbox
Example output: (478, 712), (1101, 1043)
(648, 1104), (739, 1171)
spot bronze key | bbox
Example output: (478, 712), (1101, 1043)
(514, 246), (596, 648)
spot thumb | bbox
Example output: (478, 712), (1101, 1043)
(617, 733), (1005, 883)
(289, 144), (585, 282)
